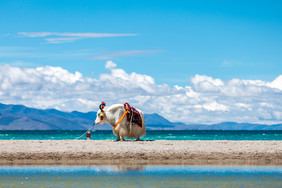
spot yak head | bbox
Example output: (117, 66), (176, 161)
(94, 102), (106, 125)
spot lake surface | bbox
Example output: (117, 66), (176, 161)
(0, 165), (281, 188)
(0, 130), (281, 140)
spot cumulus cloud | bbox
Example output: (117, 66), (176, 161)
(18, 32), (138, 43)
(105, 61), (117, 70)
(191, 74), (224, 92)
(0, 62), (282, 124)
(269, 75), (282, 90)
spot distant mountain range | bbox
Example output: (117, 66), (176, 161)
(0, 103), (281, 130)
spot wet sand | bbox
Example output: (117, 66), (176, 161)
(0, 140), (281, 165)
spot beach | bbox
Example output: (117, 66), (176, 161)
(0, 140), (281, 165)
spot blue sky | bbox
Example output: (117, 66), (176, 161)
(1, 0), (282, 85)
(0, 0), (282, 123)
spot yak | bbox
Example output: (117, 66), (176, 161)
(94, 103), (146, 141)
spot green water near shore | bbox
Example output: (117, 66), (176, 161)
(0, 130), (282, 140)
(0, 165), (281, 188)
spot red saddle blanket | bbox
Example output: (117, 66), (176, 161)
(124, 103), (142, 128)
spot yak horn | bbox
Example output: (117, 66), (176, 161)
(99, 104), (104, 112)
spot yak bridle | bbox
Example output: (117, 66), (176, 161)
(99, 102), (106, 120)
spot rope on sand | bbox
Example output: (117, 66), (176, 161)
(74, 124), (95, 140)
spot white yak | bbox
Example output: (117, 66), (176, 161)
(94, 104), (146, 141)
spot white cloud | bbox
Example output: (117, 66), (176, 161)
(36, 66), (83, 84)
(0, 62), (282, 124)
(105, 61), (117, 70)
(191, 74), (224, 92)
(18, 32), (138, 44)
(202, 102), (229, 111)
(269, 75), (282, 90)
(45, 37), (80, 44)
(18, 32), (53, 37)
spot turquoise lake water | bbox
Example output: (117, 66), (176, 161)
(0, 165), (281, 188)
(0, 130), (281, 140)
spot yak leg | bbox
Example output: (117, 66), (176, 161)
(116, 133), (120, 141)
(121, 136), (125, 141)
(135, 136), (140, 141)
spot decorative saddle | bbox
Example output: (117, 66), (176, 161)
(124, 103), (142, 128)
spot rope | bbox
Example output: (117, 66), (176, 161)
(74, 124), (95, 140)
(114, 110), (129, 130)
(75, 109), (129, 139)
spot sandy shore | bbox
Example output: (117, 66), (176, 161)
(0, 140), (281, 165)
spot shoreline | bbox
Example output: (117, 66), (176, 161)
(0, 140), (281, 165)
